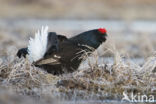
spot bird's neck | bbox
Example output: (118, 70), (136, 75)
(70, 37), (100, 49)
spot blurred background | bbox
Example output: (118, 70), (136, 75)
(0, 0), (156, 66)
(0, 0), (156, 59)
(0, 0), (156, 19)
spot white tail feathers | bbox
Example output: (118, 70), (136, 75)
(28, 26), (49, 62)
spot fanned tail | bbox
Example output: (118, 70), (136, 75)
(28, 26), (49, 62)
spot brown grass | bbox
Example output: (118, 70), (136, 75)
(0, 43), (155, 103)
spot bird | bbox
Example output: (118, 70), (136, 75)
(17, 26), (107, 75)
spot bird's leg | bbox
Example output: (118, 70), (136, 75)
(16, 48), (28, 58)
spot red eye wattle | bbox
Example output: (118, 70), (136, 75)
(98, 28), (107, 34)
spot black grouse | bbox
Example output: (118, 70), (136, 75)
(17, 27), (107, 75)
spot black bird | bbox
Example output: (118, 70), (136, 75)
(17, 27), (107, 75)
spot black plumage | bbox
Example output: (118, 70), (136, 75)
(17, 29), (107, 75)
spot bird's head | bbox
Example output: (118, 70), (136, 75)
(86, 28), (107, 48)
(70, 28), (108, 49)
(96, 28), (107, 43)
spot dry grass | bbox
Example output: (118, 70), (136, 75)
(0, 43), (155, 103)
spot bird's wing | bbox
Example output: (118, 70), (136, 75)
(33, 56), (61, 66)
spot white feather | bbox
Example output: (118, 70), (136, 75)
(28, 26), (49, 62)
